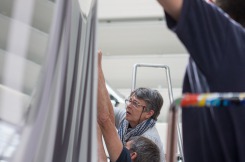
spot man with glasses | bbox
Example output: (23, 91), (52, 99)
(97, 50), (165, 162)
(115, 87), (165, 162)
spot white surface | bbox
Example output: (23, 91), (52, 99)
(0, 49), (41, 95)
(0, 14), (49, 64)
(102, 55), (188, 89)
(98, 0), (163, 20)
(0, 84), (30, 125)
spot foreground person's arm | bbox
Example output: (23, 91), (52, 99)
(157, 0), (183, 21)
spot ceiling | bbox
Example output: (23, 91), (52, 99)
(96, 0), (188, 90)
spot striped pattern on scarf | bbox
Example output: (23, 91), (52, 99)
(118, 118), (156, 145)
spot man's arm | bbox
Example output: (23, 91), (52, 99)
(97, 124), (108, 162)
(98, 118), (124, 162)
(97, 50), (123, 162)
(97, 50), (115, 125)
(157, 0), (183, 21)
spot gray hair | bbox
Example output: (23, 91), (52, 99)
(129, 136), (160, 162)
(130, 87), (163, 120)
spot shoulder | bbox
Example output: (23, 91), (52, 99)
(116, 147), (132, 162)
(114, 107), (126, 128)
(142, 126), (163, 147)
(143, 126), (160, 136)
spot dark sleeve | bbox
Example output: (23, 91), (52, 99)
(165, 0), (245, 91)
(116, 147), (132, 162)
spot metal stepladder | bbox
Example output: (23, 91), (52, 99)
(131, 63), (184, 162)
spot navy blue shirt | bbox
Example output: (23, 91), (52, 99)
(166, 0), (245, 93)
(116, 147), (132, 162)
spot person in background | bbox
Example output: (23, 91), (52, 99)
(114, 87), (165, 162)
(98, 51), (165, 162)
(97, 50), (165, 161)
(97, 50), (160, 162)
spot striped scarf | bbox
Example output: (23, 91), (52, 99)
(118, 118), (156, 145)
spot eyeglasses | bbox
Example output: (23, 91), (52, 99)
(125, 99), (146, 109)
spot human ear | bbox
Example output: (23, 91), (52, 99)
(145, 109), (154, 118)
(130, 152), (137, 160)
